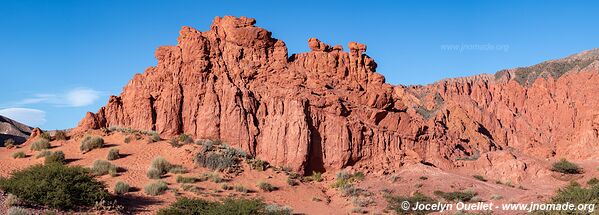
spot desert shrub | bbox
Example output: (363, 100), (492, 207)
(4, 193), (21, 207)
(0, 164), (110, 210)
(473, 175), (487, 182)
(352, 172), (365, 180)
(114, 181), (130, 195)
(36, 150), (52, 158)
(531, 181), (599, 214)
(151, 156), (173, 174)
(551, 159), (582, 174)
(80, 136), (104, 153)
(169, 139), (181, 148)
(248, 159), (269, 171)
(4, 138), (15, 148)
(91, 160), (118, 176)
(176, 175), (197, 184)
(195, 152), (239, 171)
(169, 165), (188, 174)
(340, 184), (364, 197)
(265, 204), (293, 215)
(53, 130), (68, 140)
(149, 133), (161, 143)
(178, 134), (193, 144)
(434, 190), (477, 202)
(491, 194), (503, 200)
(7, 207), (29, 215)
(257, 181), (276, 192)
(234, 184), (249, 193)
(303, 171), (323, 182)
(39, 132), (52, 140)
(157, 197), (290, 215)
(201, 172), (223, 183)
(147, 168), (162, 179)
(44, 151), (65, 165)
(588, 178), (599, 186)
(221, 183), (233, 190)
(287, 178), (299, 186)
(30, 139), (50, 151)
(419, 176), (428, 180)
(332, 170), (366, 188)
(352, 196), (375, 207)
(106, 148), (120, 161)
(144, 181), (168, 196)
(11, 151), (26, 159)
(124, 136), (132, 144)
(386, 192), (438, 215)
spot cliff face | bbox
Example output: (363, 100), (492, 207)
(77, 16), (599, 175)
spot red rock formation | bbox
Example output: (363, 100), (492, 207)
(77, 16), (599, 176)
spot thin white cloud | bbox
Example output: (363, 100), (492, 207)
(0, 108), (46, 127)
(65, 88), (101, 107)
(10, 88), (102, 107)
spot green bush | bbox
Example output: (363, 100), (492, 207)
(114, 181), (130, 195)
(80, 136), (104, 153)
(332, 170), (365, 188)
(303, 171), (323, 182)
(178, 134), (193, 144)
(551, 159), (582, 174)
(124, 136), (132, 144)
(0, 164), (111, 210)
(53, 130), (68, 140)
(7, 207), (29, 215)
(11, 151), (26, 159)
(144, 181), (168, 196)
(151, 156), (173, 174)
(39, 132), (52, 140)
(533, 181), (599, 214)
(433, 190), (477, 202)
(147, 168), (162, 179)
(588, 178), (599, 186)
(4, 138), (15, 148)
(257, 181), (276, 192)
(157, 197), (291, 215)
(91, 160), (118, 176)
(44, 151), (66, 165)
(30, 139), (50, 151)
(106, 148), (120, 161)
(176, 175), (197, 184)
(386, 192), (438, 215)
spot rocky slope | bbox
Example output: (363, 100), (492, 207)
(0, 115), (33, 145)
(76, 16), (599, 177)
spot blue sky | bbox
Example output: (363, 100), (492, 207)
(1, 0), (598, 129)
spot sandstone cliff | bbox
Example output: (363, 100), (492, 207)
(76, 16), (599, 175)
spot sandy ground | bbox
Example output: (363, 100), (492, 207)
(1, 131), (599, 214)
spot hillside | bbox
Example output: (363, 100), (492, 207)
(0, 115), (33, 145)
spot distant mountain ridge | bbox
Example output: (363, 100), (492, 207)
(0, 115), (33, 145)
